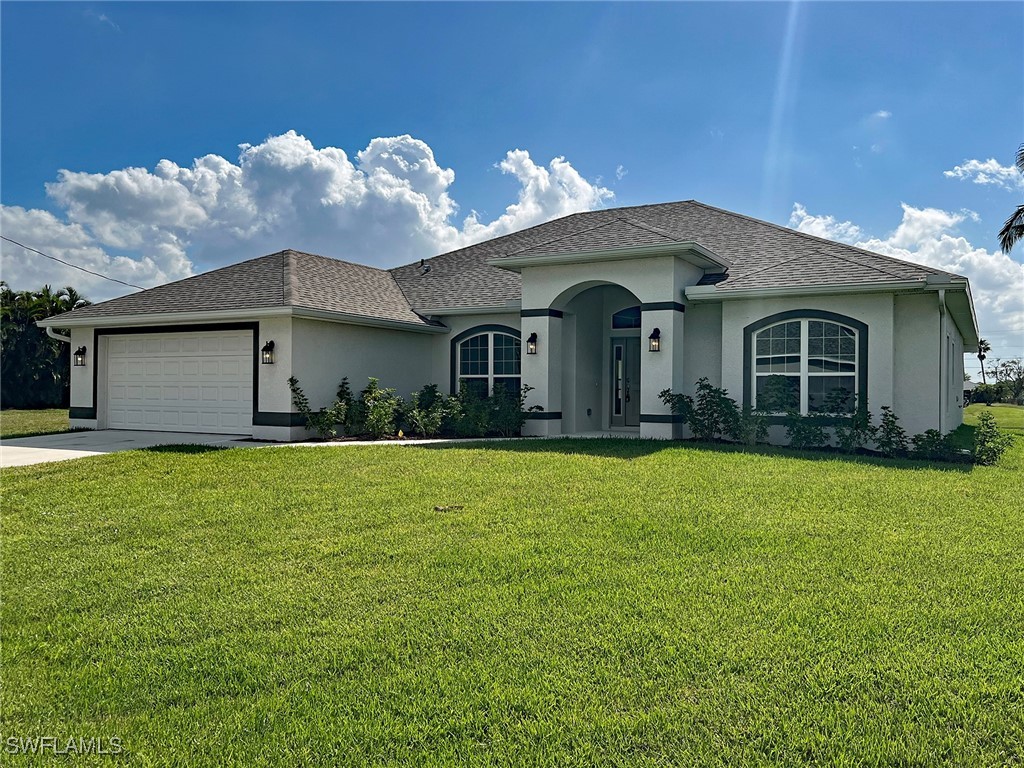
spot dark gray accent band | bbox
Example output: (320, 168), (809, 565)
(640, 302), (686, 313)
(524, 411), (562, 420)
(742, 309), (869, 412)
(520, 309), (564, 318)
(253, 412), (307, 427)
(640, 413), (686, 423)
(69, 406), (97, 420)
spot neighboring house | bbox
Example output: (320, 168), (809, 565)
(40, 200), (978, 442)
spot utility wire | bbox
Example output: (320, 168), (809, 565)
(0, 235), (144, 290)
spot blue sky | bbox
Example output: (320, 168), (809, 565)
(2, 2), (1022, 366)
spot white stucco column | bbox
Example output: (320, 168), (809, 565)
(521, 311), (563, 436)
(640, 304), (687, 439)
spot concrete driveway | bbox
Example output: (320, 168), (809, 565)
(1, 430), (250, 468)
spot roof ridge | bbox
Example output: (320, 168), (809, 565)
(724, 253), (805, 283)
(615, 216), (685, 242)
(503, 216), (623, 257)
(819, 247), (911, 280)
(286, 248), (390, 274)
(685, 200), (964, 280)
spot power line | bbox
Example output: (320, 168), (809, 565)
(0, 235), (144, 290)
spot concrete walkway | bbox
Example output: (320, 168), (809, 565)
(0, 430), (250, 468)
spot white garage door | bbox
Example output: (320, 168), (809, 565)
(106, 330), (254, 434)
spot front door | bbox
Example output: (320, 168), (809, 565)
(610, 337), (641, 427)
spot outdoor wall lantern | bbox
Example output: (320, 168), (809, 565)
(648, 328), (661, 352)
(526, 332), (538, 355)
(73, 346), (87, 366)
(261, 340), (275, 364)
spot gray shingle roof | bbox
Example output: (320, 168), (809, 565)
(61, 249), (437, 327)
(391, 200), (964, 310)
(61, 201), (966, 326)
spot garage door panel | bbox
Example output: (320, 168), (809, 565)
(106, 330), (253, 435)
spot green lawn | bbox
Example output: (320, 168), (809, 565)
(0, 408), (69, 439)
(2, 413), (1022, 765)
(965, 402), (1024, 434)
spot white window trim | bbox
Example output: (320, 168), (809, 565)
(752, 318), (859, 415)
(458, 331), (521, 396)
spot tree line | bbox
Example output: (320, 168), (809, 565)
(1, 283), (90, 409)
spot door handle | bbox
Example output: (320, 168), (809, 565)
(625, 378), (631, 402)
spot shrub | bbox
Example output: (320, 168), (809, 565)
(875, 406), (908, 458)
(658, 388), (693, 422)
(910, 429), (959, 461)
(729, 405), (768, 446)
(784, 412), (827, 450)
(834, 408), (876, 454)
(359, 378), (403, 439)
(973, 411), (1014, 466)
(491, 383), (536, 438)
(406, 384), (449, 438)
(449, 381), (491, 438)
(336, 377), (358, 434)
(288, 376), (348, 440)
(689, 377), (740, 442)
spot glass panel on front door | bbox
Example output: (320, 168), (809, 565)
(611, 338), (641, 428)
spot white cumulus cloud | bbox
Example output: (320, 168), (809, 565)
(1, 131), (611, 301)
(943, 158), (1024, 191)
(790, 202), (1024, 337)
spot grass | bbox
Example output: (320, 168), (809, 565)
(965, 401), (1024, 434)
(0, 408), (70, 439)
(2, 410), (1022, 766)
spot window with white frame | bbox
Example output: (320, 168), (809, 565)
(752, 318), (860, 414)
(457, 330), (521, 398)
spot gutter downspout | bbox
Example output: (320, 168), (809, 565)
(938, 289), (946, 433)
(46, 327), (72, 344)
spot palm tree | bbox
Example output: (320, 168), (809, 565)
(977, 338), (991, 385)
(998, 143), (1024, 253)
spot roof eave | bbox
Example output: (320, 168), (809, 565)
(488, 242), (731, 273)
(684, 279), (928, 302)
(38, 306), (448, 334)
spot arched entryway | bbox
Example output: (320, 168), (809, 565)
(553, 281), (644, 435)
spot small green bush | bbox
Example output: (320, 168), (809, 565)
(875, 406), (908, 458)
(784, 412), (827, 450)
(288, 376), (348, 440)
(834, 408), (876, 454)
(360, 378), (403, 439)
(973, 411), (1014, 465)
(689, 377), (740, 442)
(406, 384), (449, 438)
(730, 405), (768, 446)
(449, 382), (491, 438)
(490, 383), (537, 438)
(911, 429), (960, 461)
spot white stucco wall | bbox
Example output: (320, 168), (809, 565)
(68, 327), (97, 429)
(720, 293), (895, 418)
(290, 318), (435, 407)
(682, 302), (723, 390)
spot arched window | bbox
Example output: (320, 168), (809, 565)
(611, 306), (642, 329)
(451, 326), (521, 398)
(745, 311), (868, 415)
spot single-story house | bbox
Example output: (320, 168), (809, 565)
(40, 200), (979, 442)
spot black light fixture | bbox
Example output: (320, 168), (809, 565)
(261, 340), (275, 364)
(526, 332), (538, 355)
(73, 346), (87, 366)
(648, 328), (661, 352)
